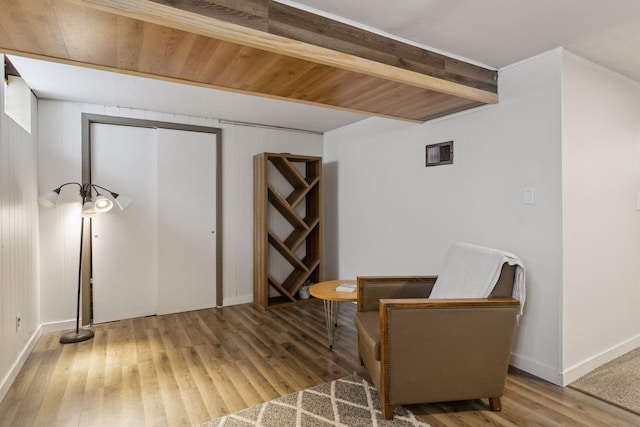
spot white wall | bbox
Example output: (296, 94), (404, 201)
(38, 101), (323, 326)
(324, 49), (564, 384)
(0, 55), (41, 401)
(561, 52), (640, 383)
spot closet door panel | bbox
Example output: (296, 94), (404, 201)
(157, 128), (216, 314)
(91, 124), (158, 323)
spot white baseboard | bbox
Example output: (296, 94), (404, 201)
(40, 319), (76, 333)
(0, 326), (42, 403)
(510, 351), (563, 386)
(561, 334), (640, 386)
(222, 295), (253, 306)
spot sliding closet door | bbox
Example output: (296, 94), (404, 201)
(157, 128), (216, 314)
(91, 123), (217, 323)
(91, 124), (158, 323)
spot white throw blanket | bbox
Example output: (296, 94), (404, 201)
(429, 242), (526, 318)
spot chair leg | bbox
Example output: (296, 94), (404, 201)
(381, 401), (394, 419)
(489, 397), (502, 411)
(356, 336), (365, 366)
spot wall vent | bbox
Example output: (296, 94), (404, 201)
(425, 141), (453, 167)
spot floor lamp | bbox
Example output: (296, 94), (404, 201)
(39, 182), (131, 344)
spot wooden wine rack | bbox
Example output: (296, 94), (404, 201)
(253, 153), (322, 310)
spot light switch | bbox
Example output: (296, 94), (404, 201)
(523, 187), (535, 204)
(636, 193), (640, 211)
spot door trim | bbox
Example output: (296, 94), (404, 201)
(81, 113), (223, 323)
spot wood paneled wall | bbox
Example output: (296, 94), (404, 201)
(37, 100), (324, 328)
(0, 55), (41, 402)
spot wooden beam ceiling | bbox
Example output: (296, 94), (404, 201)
(0, 0), (498, 122)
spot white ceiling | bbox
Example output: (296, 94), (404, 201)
(9, 0), (640, 133)
(291, 0), (640, 79)
(7, 56), (368, 133)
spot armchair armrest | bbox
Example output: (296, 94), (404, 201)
(380, 297), (520, 309)
(378, 297), (520, 407)
(357, 276), (438, 312)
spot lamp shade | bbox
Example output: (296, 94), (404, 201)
(113, 194), (132, 210)
(94, 195), (114, 212)
(39, 189), (60, 208)
(81, 199), (98, 218)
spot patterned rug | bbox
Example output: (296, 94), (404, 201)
(198, 375), (430, 427)
(569, 347), (640, 415)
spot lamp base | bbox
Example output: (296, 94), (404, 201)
(60, 328), (95, 344)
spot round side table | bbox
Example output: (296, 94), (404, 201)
(309, 280), (357, 349)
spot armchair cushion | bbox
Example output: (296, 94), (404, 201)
(489, 264), (516, 298)
(357, 276), (437, 312)
(354, 311), (380, 360)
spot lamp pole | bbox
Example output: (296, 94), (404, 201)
(60, 214), (94, 343)
(39, 182), (130, 344)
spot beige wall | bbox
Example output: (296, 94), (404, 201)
(324, 48), (640, 386)
(324, 49), (565, 384)
(561, 51), (640, 383)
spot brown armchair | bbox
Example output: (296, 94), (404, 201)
(354, 263), (521, 419)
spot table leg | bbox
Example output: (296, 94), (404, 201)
(322, 300), (337, 349)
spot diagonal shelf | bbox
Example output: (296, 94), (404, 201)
(284, 218), (319, 252)
(268, 186), (307, 229)
(270, 156), (308, 190)
(268, 231), (307, 271)
(254, 153), (322, 310)
(302, 255), (320, 272)
(267, 275), (296, 301)
(290, 176), (320, 208)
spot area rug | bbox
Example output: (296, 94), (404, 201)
(569, 347), (640, 415)
(198, 375), (430, 427)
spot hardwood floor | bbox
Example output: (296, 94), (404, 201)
(1, 302), (638, 426)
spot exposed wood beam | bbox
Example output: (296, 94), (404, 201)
(78, 0), (498, 105)
(0, 47), (421, 123)
(268, 2), (496, 93)
(1, 0), (499, 122)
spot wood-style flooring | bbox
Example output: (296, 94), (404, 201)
(1, 301), (639, 426)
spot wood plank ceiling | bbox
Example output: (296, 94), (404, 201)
(0, 0), (498, 122)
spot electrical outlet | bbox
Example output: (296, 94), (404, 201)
(523, 187), (535, 204)
(16, 314), (21, 331)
